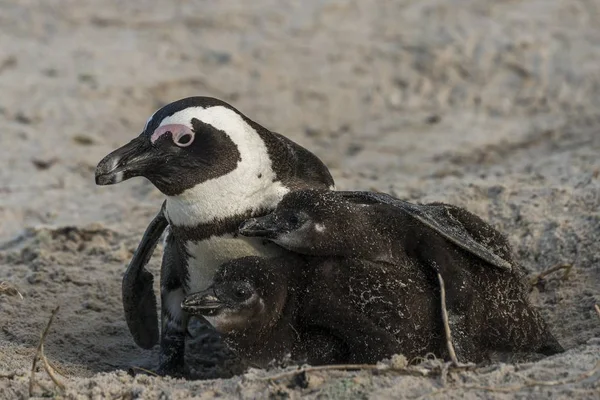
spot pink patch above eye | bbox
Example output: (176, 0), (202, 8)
(150, 124), (194, 145)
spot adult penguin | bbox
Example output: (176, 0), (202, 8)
(95, 97), (334, 375)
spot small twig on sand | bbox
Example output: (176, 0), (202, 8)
(437, 273), (459, 366)
(258, 360), (476, 382)
(48, 360), (68, 378)
(128, 366), (160, 377)
(594, 304), (600, 321)
(260, 364), (390, 381)
(418, 360), (600, 399)
(0, 372), (16, 379)
(529, 263), (573, 287)
(259, 364), (431, 382)
(0, 281), (24, 299)
(40, 343), (66, 390)
(29, 306), (65, 396)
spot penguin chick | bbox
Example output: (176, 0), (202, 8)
(181, 256), (308, 368)
(239, 189), (564, 363)
(182, 254), (442, 366)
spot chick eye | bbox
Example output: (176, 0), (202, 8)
(288, 214), (299, 225)
(233, 287), (249, 300)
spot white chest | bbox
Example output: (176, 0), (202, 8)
(183, 234), (287, 293)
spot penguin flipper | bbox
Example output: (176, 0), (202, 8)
(337, 191), (514, 271)
(122, 201), (168, 349)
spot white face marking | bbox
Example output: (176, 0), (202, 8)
(160, 106), (289, 226)
(258, 297), (265, 313)
(204, 309), (246, 333)
(205, 297), (265, 333)
(272, 221), (313, 251)
(315, 223), (325, 233)
(164, 288), (185, 322)
(203, 315), (219, 329)
(184, 234), (286, 293)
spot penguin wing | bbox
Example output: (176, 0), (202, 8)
(336, 191), (514, 271)
(122, 201), (168, 349)
(269, 132), (335, 189)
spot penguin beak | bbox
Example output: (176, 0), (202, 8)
(95, 135), (154, 185)
(181, 289), (224, 316)
(238, 215), (280, 238)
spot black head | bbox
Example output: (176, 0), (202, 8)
(239, 190), (367, 256)
(95, 97), (251, 196)
(181, 256), (293, 335)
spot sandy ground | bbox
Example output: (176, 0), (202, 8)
(1, 0), (600, 398)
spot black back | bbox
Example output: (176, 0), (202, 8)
(295, 256), (443, 364)
(240, 190), (564, 363)
(337, 191), (514, 270)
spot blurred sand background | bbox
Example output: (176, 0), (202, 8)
(1, 0), (599, 398)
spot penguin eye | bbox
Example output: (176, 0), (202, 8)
(151, 124), (194, 146)
(174, 132), (195, 147)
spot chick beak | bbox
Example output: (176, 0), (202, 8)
(238, 215), (281, 238)
(181, 289), (224, 316)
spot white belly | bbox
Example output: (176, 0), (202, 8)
(184, 234), (287, 293)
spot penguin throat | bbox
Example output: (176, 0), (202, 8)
(165, 174), (289, 227)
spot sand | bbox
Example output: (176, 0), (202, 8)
(1, 0), (599, 398)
